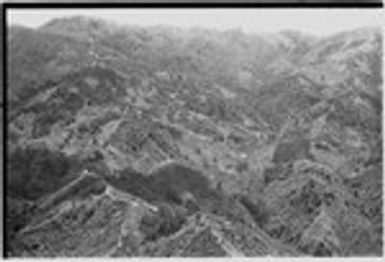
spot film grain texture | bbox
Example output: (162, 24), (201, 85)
(5, 12), (383, 257)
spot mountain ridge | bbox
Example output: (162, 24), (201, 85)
(6, 16), (382, 257)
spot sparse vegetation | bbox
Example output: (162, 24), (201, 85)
(6, 17), (382, 257)
(140, 203), (186, 241)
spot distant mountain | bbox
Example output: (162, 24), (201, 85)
(6, 17), (382, 257)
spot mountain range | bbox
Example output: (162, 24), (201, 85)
(6, 16), (382, 257)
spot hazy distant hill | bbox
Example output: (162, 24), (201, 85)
(6, 17), (382, 257)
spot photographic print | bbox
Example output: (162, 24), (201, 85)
(5, 8), (383, 257)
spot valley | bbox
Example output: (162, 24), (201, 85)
(5, 16), (383, 257)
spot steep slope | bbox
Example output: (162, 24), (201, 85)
(6, 17), (382, 257)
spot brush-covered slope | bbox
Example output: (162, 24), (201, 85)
(6, 17), (382, 257)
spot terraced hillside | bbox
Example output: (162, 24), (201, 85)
(6, 16), (382, 256)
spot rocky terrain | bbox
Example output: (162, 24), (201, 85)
(6, 16), (382, 257)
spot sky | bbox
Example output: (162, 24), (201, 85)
(7, 8), (383, 36)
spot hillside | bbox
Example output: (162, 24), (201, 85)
(6, 17), (382, 257)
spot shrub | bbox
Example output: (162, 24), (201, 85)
(104, 168), (159, 203)
(273, 138), (311, 164)
(105, 164), (214, 211)
(239, 195), (269, 227)
(263, 164), (290, 185)
(7, 147), (80, 200)
(289, 181), (322, 215)
(139, 203), (186, 242)
(235, 159), (248, 173)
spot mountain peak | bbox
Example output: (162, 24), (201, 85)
(39, 15), (116, 39)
